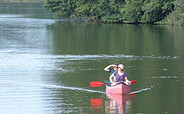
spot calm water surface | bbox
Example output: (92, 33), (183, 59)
(1, 3), (184, 114)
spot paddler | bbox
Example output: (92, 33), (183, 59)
(104, 63), (119, 75)
(109, 64), (131, 86)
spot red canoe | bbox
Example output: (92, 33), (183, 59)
(106, 83), (131, 94)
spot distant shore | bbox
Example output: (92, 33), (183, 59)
(0, 1), (45, 3)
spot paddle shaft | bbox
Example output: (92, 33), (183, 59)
(90, 80), (136, 87)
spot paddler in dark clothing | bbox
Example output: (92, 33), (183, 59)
(104, 63), (119, 75)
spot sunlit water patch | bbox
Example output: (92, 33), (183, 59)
(21, 54), (179, 61)
(0, 80), (105, 94)
(0, 52), (180, 75)
(0, 14), (24, 18)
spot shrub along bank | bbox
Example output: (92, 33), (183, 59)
(44, 0), (184, 26)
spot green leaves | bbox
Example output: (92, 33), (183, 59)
(44, 0), (77, 18)
(44, 0), (175, 24)
(121, 1), (143, 23)
(166, 0), (184, 26)
(141, 1), (162, 23)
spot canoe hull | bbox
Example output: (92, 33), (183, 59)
(106, 83), (130, 94)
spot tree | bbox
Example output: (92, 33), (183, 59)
(44, 0), (78, 18)
(121, 0), (144, 23)
(141, 0), (173, 23)
(44, 0), (175, 24)
(166, 0), (184, 26)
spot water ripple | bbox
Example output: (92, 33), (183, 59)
(129, 87), (152, 94)
(38, 83), (106, 94)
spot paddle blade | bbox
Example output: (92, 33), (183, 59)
(131, 80), (137, 84)
(90, 81), (104, 87)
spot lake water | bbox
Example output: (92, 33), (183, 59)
(1, 3), (184, 114)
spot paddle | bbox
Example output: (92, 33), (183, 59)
(90, 80), (137, 87)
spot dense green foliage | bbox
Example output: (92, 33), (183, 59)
(44, 0), (175, 24)
(166, 0), (184, 26)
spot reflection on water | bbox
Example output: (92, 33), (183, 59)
(105, 93), (134, 114)
(91, 92), (136, 114)
(91, 98), (104, 113)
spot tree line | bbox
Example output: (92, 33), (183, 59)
(44, 0), (184, 26)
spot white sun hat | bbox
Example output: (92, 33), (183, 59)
(118, 64), (124, 69)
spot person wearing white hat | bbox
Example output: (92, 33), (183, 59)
(109, 64), (131, 85)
